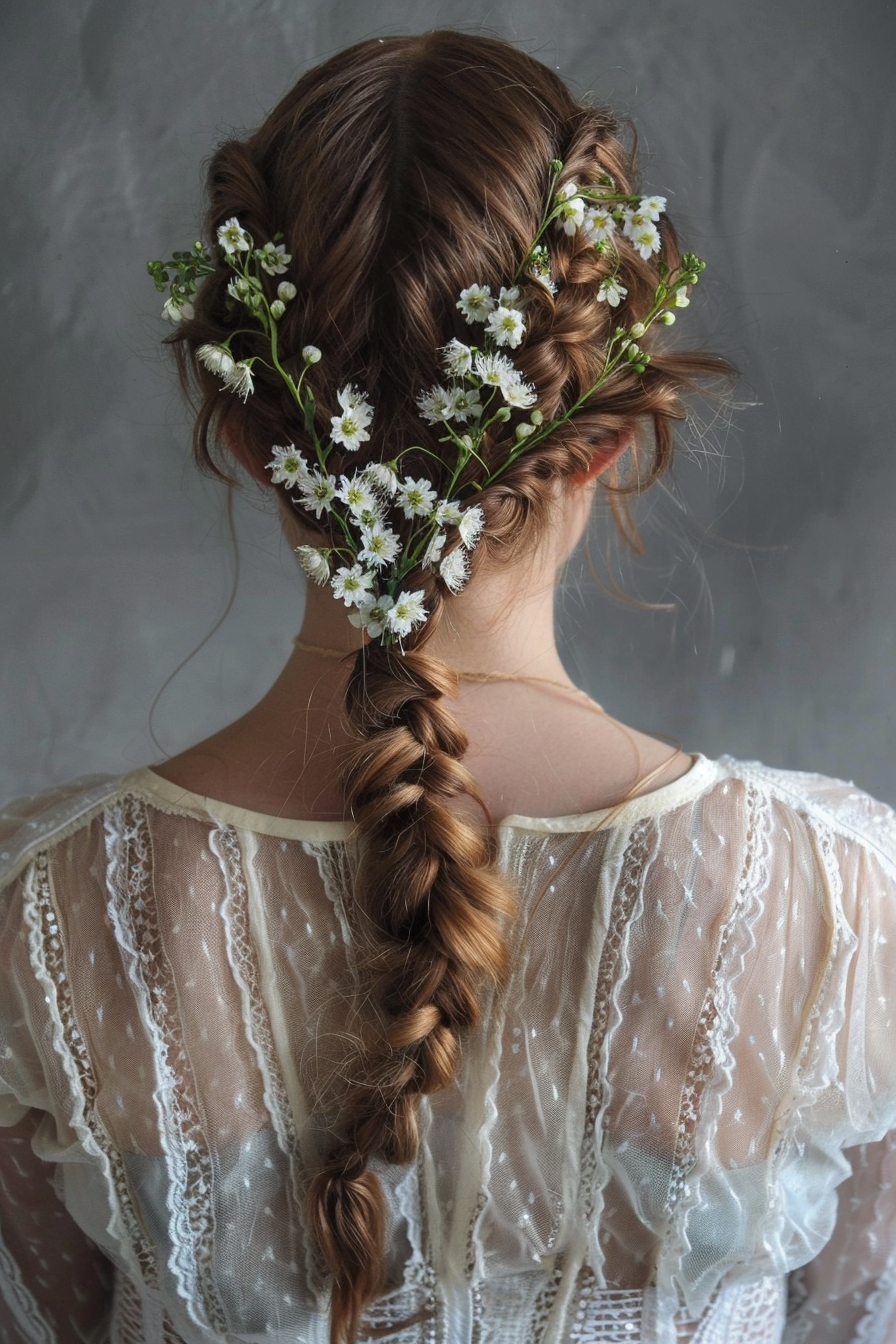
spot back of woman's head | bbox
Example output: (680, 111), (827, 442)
(167, 31), (728, 1343)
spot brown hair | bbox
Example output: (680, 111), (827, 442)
(168, 30), (731, 1343)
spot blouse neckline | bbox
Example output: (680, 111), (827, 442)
(123, 755), (719, 843)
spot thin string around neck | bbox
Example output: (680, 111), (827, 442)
(292, 634), (604, 711)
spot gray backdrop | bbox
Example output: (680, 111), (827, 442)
(2, 0), (894, 805)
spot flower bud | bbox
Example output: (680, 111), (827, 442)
(675, 287), (691, 307)
(270, 299), (286, 320)
(630, 322), (646, 338)
(495, 406), (511, 422)
(278, 281), (297, 302)
(625, 342), (641, 361)
(302, 345), (322, 364)
(530, 410), (544, 426)
(660, 311), (676, 325)
(515, 422), (536, 441)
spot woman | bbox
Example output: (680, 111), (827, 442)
(1, 30), (895, 1344)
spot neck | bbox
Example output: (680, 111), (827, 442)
(290, 558), (574, 686)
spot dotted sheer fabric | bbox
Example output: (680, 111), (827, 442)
(1, 756), (896, 1344)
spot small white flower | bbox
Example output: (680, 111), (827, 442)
(331, 408), (372, 451)
(197, 344), (235, 376)
(359, 522), (402, 569)
(474, 351), (516, 389)
(363, 462), (400, 496)
(331, 564), (376, 607)
(299, 469), (337, 518)
(303, 344), (322, 362)
(349, 594), (394, 639)
(387, 590), (428, 637)
(336, 472), (379, 519)
(422, 531), (447, 566)
(499, 285), (522, 308)
(278, 281), (297, 302)
(217, 217), (252, 254)
(597, 277), (628, 307)
(486, 305), (526, 349)
(267, 444), (310, 488)
(295, 545), (330, 585)
(456, 284), (495, 324)
(439, 547), (470, 594)
(162, 295), (194, 322)
(582, 206), (616, 244)
(435, 500), (463, 528)
(222, 360), (254, 400)
(336, 384), (372, 414)
(458, 505), (485, 550)
(555, 183), (586, 235)
(674, 286), (690, 308)
(416, 385), (454, 424)
(330, 386), (374, 448)
(473, 351), (536, 408)
(630, 222), (661, 260)
(621, 206), (648, 239)
(446, 387), (482, 423)
(259, 241), (292, 275)
(396, 476), (437, 519)
(441, 338), (474, 378)
(639, 195), (666, 221)
(499, 367), (537, 409)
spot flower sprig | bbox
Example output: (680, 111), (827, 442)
(149, 164), (706, 645)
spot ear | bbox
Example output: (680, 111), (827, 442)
(568, 434), (633, 487)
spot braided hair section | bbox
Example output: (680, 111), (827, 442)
(311, 609), (515, 1342)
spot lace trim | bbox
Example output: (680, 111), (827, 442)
(0, 777), (118, 892)
(853, 1260), (896, 1344)
(666, 783), (765, 1214)
(526, 1262), (565, 1344)
(581, 823), (657, 1238)
(570, 1273), (643, 1343)
(211, 826), (314, 1281)
(104, 798), (228, 1333)
(0, 1206), (55, 1344)
(24, 851), (159, 1288)
(111, 1272), (187, 1344)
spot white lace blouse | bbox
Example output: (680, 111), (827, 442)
(1, 756), (895, 1344)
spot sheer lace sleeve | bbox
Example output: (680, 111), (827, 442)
(771, 774), (896, 1342)
(0, 1108), (113, 1344)
(0, 852), (115, 1344)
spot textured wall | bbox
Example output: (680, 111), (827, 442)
(2, 0), (894, 803)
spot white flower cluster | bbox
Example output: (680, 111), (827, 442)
(553, 183), (669, 310)
(150, 160), (706, 645)
(267, 438), (485, 638)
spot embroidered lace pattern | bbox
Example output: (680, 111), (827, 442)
(0, 1212), (53, 1344)
(1, 758), (896, 1343)
(104, 797), (229, 1333)
(24, 849), (160, 1288)
(580, 822), (657, 1238)
(211, 824), (312, 1284)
